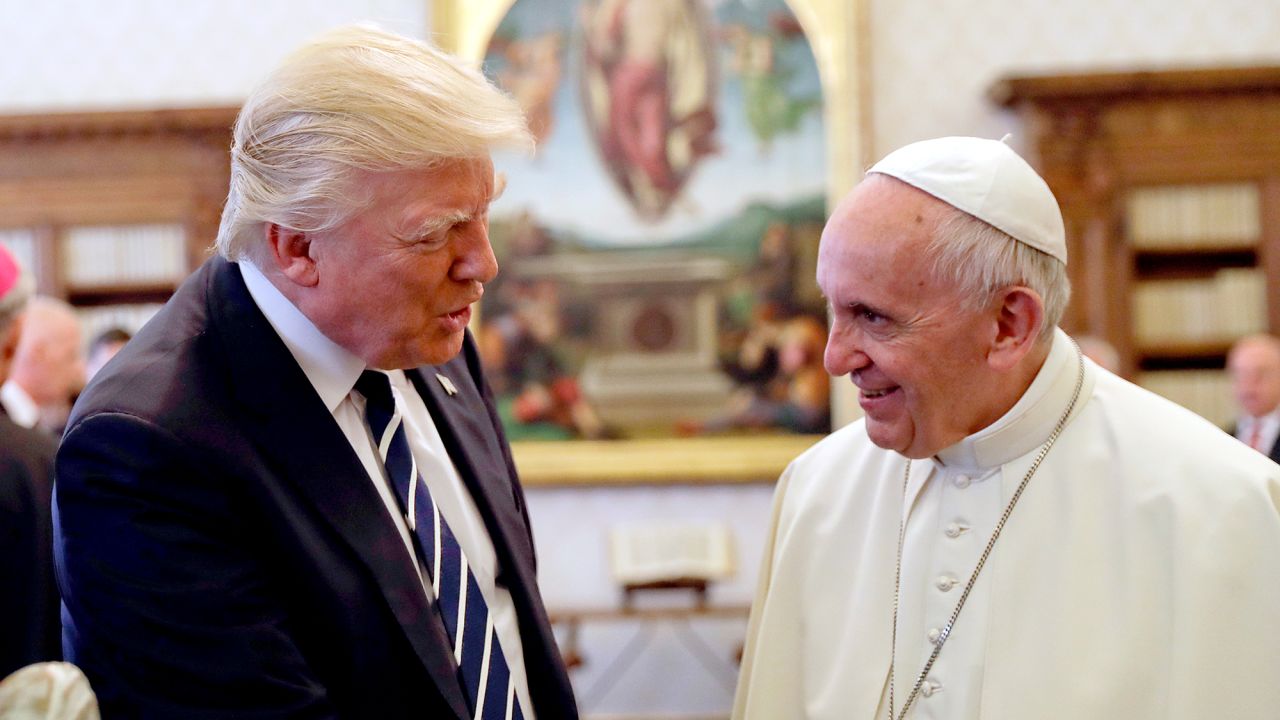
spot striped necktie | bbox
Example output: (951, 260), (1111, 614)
(356, 370), (525, 720)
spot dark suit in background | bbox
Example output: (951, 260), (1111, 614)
(1227, 422), (1280, 464)
(55, 258), (574, 718)
(0, 415), (59, 678)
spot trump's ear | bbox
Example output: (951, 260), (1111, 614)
(987, 285), (1044, 372)
(264, 223), (319, 288)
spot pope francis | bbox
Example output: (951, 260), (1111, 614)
(732, 136), (1280, 720)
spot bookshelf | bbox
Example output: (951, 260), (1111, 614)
(0, 107), (238, 339)
(991, 66), (1280, 427)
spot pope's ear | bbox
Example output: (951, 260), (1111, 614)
(987, 285), (1044, 372)
(264, 223), (319, 288)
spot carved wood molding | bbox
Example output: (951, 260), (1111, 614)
(991, 65), (1280, 376)
(0, 106), (239, 141)
(0, 106), (239, 295)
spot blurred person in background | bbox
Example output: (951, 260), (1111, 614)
(0, 246), (61, 678)
(1227, 333), (1280, 462)
(1, 296), (85, 435)
(83, 327), (131, 382)
(1073, 333), (1122, 376)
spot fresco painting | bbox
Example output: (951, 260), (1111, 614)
(480, 0), (827, 441)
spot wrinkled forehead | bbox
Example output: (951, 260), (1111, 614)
(817, 178), (980, 313)
(819, 178), (948, 266)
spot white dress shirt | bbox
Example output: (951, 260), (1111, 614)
(239, 261), (535, 718)
(1235, 407), (1280, 455)
(1, 380), (39, 428)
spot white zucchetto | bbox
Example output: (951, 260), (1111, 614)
(868, 136), (1068, 265)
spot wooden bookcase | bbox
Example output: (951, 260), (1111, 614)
(991, 66), (1280, 425)
(0, 106), (238, 336)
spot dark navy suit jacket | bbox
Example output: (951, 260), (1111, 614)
(54, 257), (577, 719)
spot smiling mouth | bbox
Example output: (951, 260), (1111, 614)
(861, 387), (894, 398)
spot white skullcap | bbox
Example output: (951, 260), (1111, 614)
(868, 136), (1067, 264)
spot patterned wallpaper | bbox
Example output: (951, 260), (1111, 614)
(869, 0), (1280, 158)
(0, 0), (428, 112)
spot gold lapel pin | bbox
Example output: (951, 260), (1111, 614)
(436, 373), (458, 396)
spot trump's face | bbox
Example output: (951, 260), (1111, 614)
(817, 176), (1002, 459)
(306, 156), (499, 369)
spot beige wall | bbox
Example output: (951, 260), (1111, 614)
(0, 0), (428, 113)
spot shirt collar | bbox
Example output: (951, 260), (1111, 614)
(239, 261), (365, 413)
(934, 327), (1093, 472)
(1242, 406), (1280, 430)
(0, 380), (39, 428)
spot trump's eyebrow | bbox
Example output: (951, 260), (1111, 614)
(398, 210), (472, 241)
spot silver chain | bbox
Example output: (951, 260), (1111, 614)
(888, 343), (1085, 720)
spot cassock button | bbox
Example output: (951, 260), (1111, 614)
(921, 679), (942, 697)
(944, 522), (967, 538)
(927, 627), (941, 644)
(935, 575), (958, 592)
(953, 474), (972, 489)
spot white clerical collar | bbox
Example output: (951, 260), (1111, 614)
(239, 261), (364, 413)
(935, 327), (1094, 472)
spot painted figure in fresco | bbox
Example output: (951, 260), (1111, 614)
(580, 0), (719, 220)
(723, 13), (822, 154)
(494, 31), (566, 148)
(482, 0), (828, 440)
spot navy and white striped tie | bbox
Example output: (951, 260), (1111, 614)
(356, 370), (525, 720)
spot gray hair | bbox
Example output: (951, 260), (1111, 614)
(215, 24), (533, 263)
(929, 207), (1070, 344)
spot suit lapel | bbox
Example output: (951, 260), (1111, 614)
(408, 360), (535, 590)
(208, 259), (471, 719)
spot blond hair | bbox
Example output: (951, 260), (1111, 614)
(216, 24), (532, 262)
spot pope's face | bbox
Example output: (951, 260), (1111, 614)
(817, 176), (1001, 459)
(1228, 339), (1280, 418)
(304, 156), (499, 369)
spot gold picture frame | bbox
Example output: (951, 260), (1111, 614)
(433, 0), (870, 487)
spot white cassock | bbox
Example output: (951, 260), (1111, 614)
(733, 328), (1280, 720)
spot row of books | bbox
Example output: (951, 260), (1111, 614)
(1131, 268), (1267, 345)
(64, 224), (188, 287)
(1126, 182), (1260, 249)
(0, 228), (39, 277)
(1138, 370), (1233, 429)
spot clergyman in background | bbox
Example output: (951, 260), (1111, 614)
(1226, 333), (1280, 462)
(54, 25), (577, 719)
(733, 136), (1280, 720)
